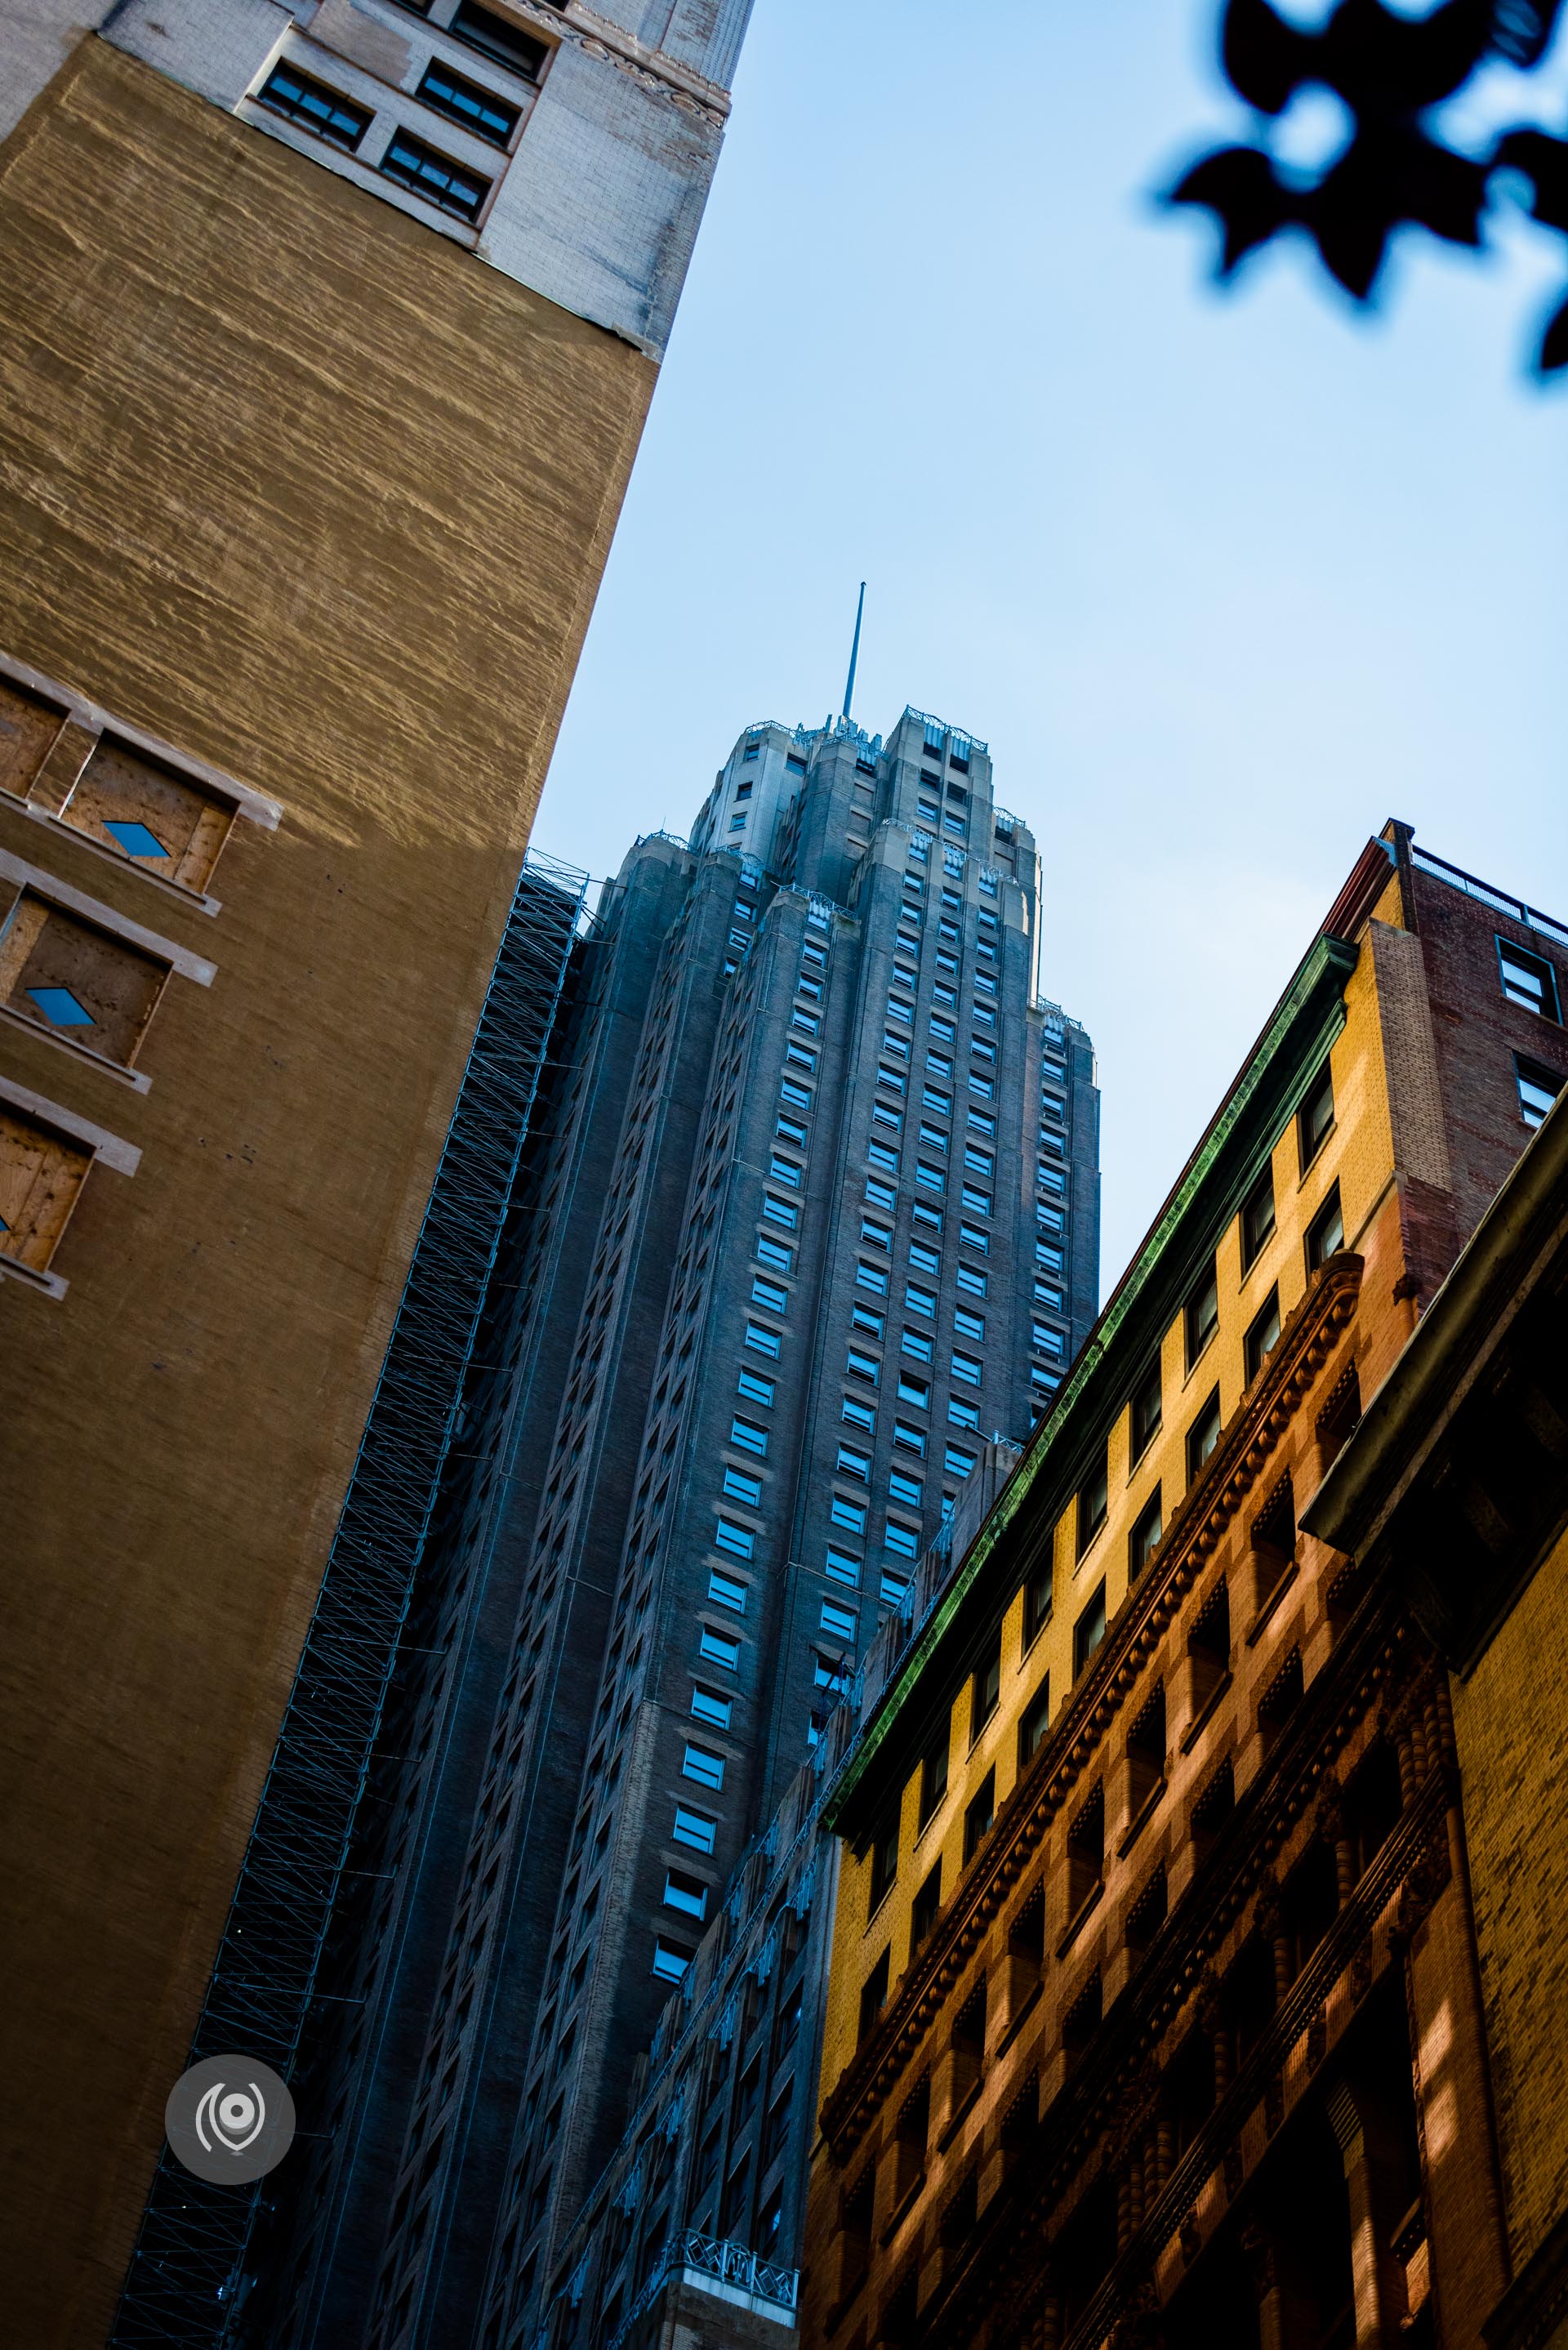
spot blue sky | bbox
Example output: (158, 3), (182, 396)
(532, 0), (1568, 1295)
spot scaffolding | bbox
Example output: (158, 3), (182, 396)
(109, 847), (589, 2347)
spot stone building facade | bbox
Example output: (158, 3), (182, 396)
(250, 705), (1099, 2350)
(804, 825), (1568, 2350)
(0, 5), (752, 2342)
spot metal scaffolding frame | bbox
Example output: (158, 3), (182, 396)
(109, 847), (589, 2348)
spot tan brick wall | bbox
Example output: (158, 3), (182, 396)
(0, 40), (651, 2345)
(1454, 1522), (1568, 2277)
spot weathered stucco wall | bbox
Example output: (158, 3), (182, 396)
(0, 39), (653, 2345)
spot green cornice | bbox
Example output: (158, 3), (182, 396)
(826, 931), (1361, 1839)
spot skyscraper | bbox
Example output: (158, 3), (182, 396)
(256, 703), (1100, 2348)
(0, 5), (752, 2338)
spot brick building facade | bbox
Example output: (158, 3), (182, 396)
(804, 824), (1567, 2350)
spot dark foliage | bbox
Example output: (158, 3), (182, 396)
(1170, 0), (1568, 373)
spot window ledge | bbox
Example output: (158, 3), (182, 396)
(0, 1001), (151, 1092)
(0, 1250), (67, 1300)
(1179, 1670), (1234, 1756)
(1246, 1560), (1299, 1648)
(1056, 1880), (1104, 1960)
(1117, 1779), (1167, 1860)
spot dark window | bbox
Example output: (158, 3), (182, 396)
(1127, 1684), (1165, 1819)
(1187, 1386), (1222, 1484)
(1517, 1056), (1565, 1130)
(1073, 1581), (1107, 1678)
(1129, 1487), (1162, 1579)
(380, 128), (492, 220)
(449, 0), (550, 77)
(1244, 1286), (1281, 1383)
(1129, 1359), (1163, 1460)
(1188, 1581), (1231, 1719)
(972, 1639), (1001, 1737)
(858, 1948), (889, 2043)
(1241, 1164), (1276, 1266)
(1305, 1183), (1345, 1270)
(1499, 937), (1561, 1021)
(1298, 1063), (1335, 1171)
(256, 63), (371, 149)
(416, 58), (519, 143)
(1076, 1451), (1108, 1556)
(919, 1725), (950, 1826)
(1125, 1865), (1168, 1955)
(963, 1768), (996, 1861)
(868, 1814), (898, 1914)
(1191, 1758), (1234, 1870)
(1066, 1782), (1104, 1917)
(911, 1861), (942, 1954)
(1185, 1260), (1219, 1370)
(1019, 1678), (1050, 1767)
(1258, 1647), (1304, 1757)
(1023, 1557), (1053, 1648)
(1250, 1472), (1296, 1612)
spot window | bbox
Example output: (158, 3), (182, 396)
(846, 1345), (880, 1385)
(653, 1938), (692, 1983)
(2, 890), (172, 1069)
(889, 1467), (922, 1508)
(380, 128), (492, 221)
(911, 1862), (942, 1953)
(880, 1568), (912, 1607)
(1019, 1679), (1051, 1765)
(1129, 1488), (1163, 1579)
(751, 1276), (788, 1313)
(1241, 1165), (1276, 1267)
(664, 1869), (709, 1920)
(920, 1121), (948, 1155)
(893, 1420), (927, 1458)
(762, 1193), (798, 1229)
(1185, 1260), (1219, 1369)
(1187, 1387), (1222, 1483)
(449, 0), (550, 77)
(1499, 937), (1561, 1020)
(906, 1284), (937, 1318)
(737, 1369), (775, 1407)
(884, 1519), (920, 1558)
(915, 1160), (945, 1195)
(826, 1546), (861, 1587)
(683, 1743), (725, 1790)
(756, 1233), (792, 1274)
(919, 1726), (950, 1825)
(730, 1415), (768, 1456)
(857, 1260), (889, 1297)
(858, 1949), (890, 2043)
(897, 1368), (929, 1407)
(691, 1685), (731, 1728)
(951, 1351), (982, 1387)
(777, 1113), (808, 1145)
(822, 1598), (859, 1642)
(786, 1043), (816, 1075)
(722, 1465), (761, 1506)
(744, 1322), (781, 1358)
(1517, 1056), (1564, 1129)
(707, 1568), (747, 1612)
(960, 1223), (990, 1255)
(862, 1217), (893, 1251)
(960, 1186), (992, 1218)
(1298, 1063), (1335, 1171)
(964, 1769), (996, 1861)
(831, 1496), (867, 1534)
(699, 1626), (740, 1670)
(909, 1239), (940, 1275)
(842, 1394), (875, 1434)
(1245, 1287), (1281, 1383)
(781, 1077), (812, 1111)
(1023, 1557), (1053, 1648)
(0, 1107), (94, 1286)
(1305, 1183), (1346, 1269)
(836, 1444), (871, 1483)
(867, 1138), (898, 1175)
(673, 1806), (717, 1855)
(416, 57), (520, 144)
(853, 1304), (885, 1340)
(954, 1306), (985, 1341)
(1077, 1451), (1108, 1555)
(956, 1262), (987, 1298)
(1073, 1582), (1107, 1677)
(949, 1398), (979, 1431)
(972, 1639), (1001, 1737)
(257, 63), (371, 148)
(714, 1518), (755, 1560)
(945, 1443), (976, 1478)
(866, 1175), (897, 1211)
(869, 1815), (899, 1911)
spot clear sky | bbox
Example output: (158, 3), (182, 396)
(531, 0), (1568, 1297)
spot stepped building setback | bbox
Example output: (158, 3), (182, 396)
(250, 703), (1099, 2348)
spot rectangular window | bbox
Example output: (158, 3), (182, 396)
(756, 1233), (792, 1275)
(919, 1724), (949, 1825)
(673, 1805), (717, 1854)
(380, 127), (493, 221)
(826, 1545), (862, 1587)
(0, 1107), (94, 1285)
(1499, 937), (1561, 1020)
(906, 1284), (937, 1318)
(257, 63), (372, 149)
(945, 1443), (976, 1478)
(1244, 1286), (1281, 1383)
(449, 0), (550, 75)
(1019, 1679), (1050, 1766)
(708, 1568), (747, 1612)
(1298, 1063), (1335, 1171)
(777, 1113), (808, 1145)
(1077, 1452), (1108, 1554)
(911, 1861), (942, 1953)
(737, 1369), (774, 1407)
(869, 1814), (899, 1912)
(964, 1768), (996, 1861)
(884, 1518), (920, 1558)
(857, 1260), (889, 1297)
(948, 1397), (979, 1430)
(762, 1193), (798, 1229)
(972, 1639), (1001, 1736)
(791, 1010), (819, 1037)
(714, 1518), (755, 1560)
(416, 57), (520, 145)
(691, 1685), (732, 1728)
(1187, 1387), (1223, 1483)
(1306, 1182), (1346, 1269)
(1130, 1488), (1163, 1579)
(722, 1465), (762, 1506)
(867, 1138), (898, 1175)
(744, 1322), (780, 1358)
(653, 1937), (692, 1983)
(960, 1187), (992, 1218)
(924, 1088), (952, 1117)
(920, 1122), (948, 1154)
(1031, 1323), (1065, 1358)
(880, 1568), (912, 1607)
(893, 1420), (927, 1456)
(768, 1155), (802, 1188)
(858, 1948), (890, 2043)
(1073, 1582), (1107, 1677)
(1130, 1360), (1162, 1460)
(1517, 1056), (1563, 1129)
(1024, 1558), (1053, 1648)
(699, 1625), (741, 1670)
(683, 1743), (725, 1790)
(1241, 1165), (1276, 1266)
(781, 1077), (813, 1110)
(831, 1496), (867, 1533)
(889, 1466), (922, 1507)
(951, 1352), (982, 1386)
(853, 1304), (885, 1339)
(956, 1262), (987, 1298)
(954, 1307), (985, 1342)
(847, 1345), (880, 1385)
(916, 1160), (945, 1194)
(865, 1175), (897, 1210)
(664, 1868), (709, 1920)
(896, 1366), (929, 1406)
(842, 1394), (875, 1433)
(877, 1066), (906, 1097)
(908, 1240), (940, 1276)
(872, 1102), (904, 1135)
(862, 1217), (893, 1251)
(822, 1598), (859, 1641)
(813, 1648), (849, 1692)
(960, 1224), (990, 1255)
(786, 1042), (816, 1074)
(730, 1415), (768, 1457)
(1185, 1260), (1219, 1369)
(902, 1329), (933, 1363)
(836, 1444), (871, 1482)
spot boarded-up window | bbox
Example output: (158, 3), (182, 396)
(0, 1109), (91, 1274)
(0, 889), (170, 1068)
(0, 678), (67, 801)
(60, 738), (236, 895)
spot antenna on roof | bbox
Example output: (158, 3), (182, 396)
(841, 582), (866, 722)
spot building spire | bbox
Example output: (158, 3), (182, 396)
(841, 582), (866, 722)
